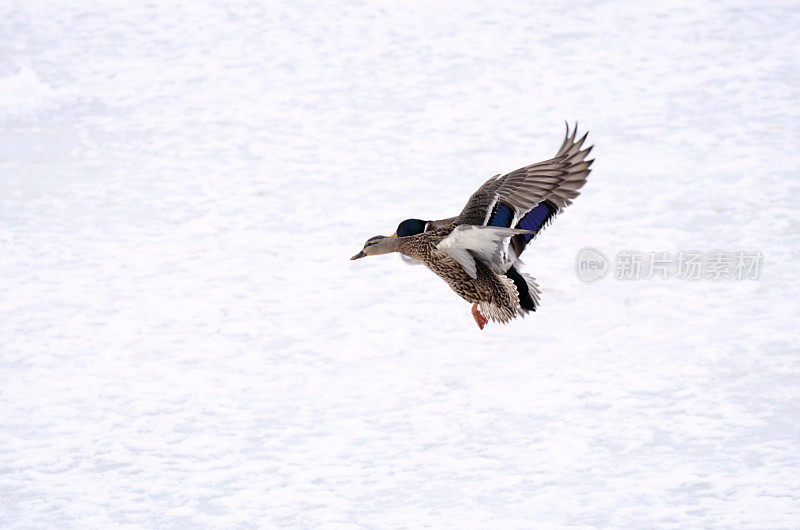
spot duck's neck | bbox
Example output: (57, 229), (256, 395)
(372, 236), (406, 256)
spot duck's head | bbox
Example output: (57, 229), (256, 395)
(351, 235), (400, 260)
(393, 218), (427, 238)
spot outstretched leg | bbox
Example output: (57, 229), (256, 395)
(471, 303), (488, 330)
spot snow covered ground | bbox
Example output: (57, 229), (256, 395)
(2, 1), (799, 527)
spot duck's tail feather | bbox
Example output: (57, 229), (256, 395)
(479, 274), (522, 324)
(522, 272), (541, 311)
(504, 266), (540, 312)
(478, 270), (541, 324)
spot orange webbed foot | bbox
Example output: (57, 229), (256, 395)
(471, 303), (488, 330)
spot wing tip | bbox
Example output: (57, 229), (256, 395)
(557, 121), (591, 158)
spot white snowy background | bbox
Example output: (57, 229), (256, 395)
(2, 0), (799, 528)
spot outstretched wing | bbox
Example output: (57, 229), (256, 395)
(435, 225), (532, 279)
(456, 123), (594, 226)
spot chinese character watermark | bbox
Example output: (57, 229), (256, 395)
(576, 250), (762, 282)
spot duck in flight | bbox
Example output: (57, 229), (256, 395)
(351, 124), (593, 329)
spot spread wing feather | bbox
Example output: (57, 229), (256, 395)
(456, 123), (594, 225)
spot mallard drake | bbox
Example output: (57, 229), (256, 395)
(352, 123), (593, 329)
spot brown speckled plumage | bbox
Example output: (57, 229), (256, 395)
(385, 229), (528, 324)
(352, 124), (591, 328)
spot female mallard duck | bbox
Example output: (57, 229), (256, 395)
(352, 124), (593, 329)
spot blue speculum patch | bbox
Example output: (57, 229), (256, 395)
(517, 201), (557, 242)
(489, 203), (514, 228)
